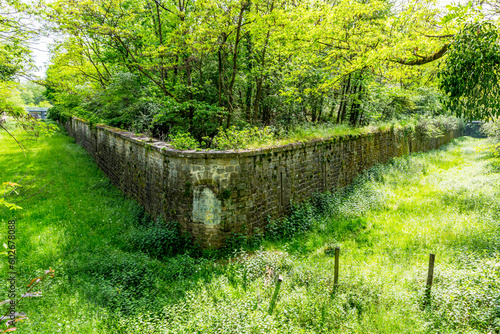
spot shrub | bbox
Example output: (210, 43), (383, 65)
(222, 228), (264, 254)
(47, 91), (83, 123)
(211, 126), (274, 150)
(476, 119), (500, 157)
(126, 218), (194, 259)
(168, 132), (201, 150)
(266, 202), (316, 240)
(363, 86), (446, 122)
(412, 87), (444, 116)
(481, 118), (500, 141)
(150, 100), (225, 141)
(415, 116), (464, 139)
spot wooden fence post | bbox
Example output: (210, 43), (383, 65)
(268, 274), (283, 315)
(424, 253), (435, 305)
(334, 247), (340, 287)
(330, 247), (340, 296)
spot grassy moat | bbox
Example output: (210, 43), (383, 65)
(1, 122), (500, 333)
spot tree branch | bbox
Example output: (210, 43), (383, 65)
(0, 123), (26, 157)
(393, 44), (449, 66)
(421, 33), (455, 39)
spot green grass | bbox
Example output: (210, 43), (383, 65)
(1, 121), (500, 333)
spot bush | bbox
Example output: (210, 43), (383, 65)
(266, 202), (316, 240)
(481, 119), (500, 141)
(126, 218), (194, 259)
(168, 132), (201, 150)
(211, 126), (274, 150)
(47, 91), (83, 123)
(412, 87), (444, 116)
(363, 85), (446, 122)
(416, 116), (464, 139)
(150, 100), (225, 141)
(48, 71), (226, 141)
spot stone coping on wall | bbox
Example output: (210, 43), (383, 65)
(75, 117), (409, 158)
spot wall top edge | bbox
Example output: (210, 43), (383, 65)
(69, 117), (438, 159)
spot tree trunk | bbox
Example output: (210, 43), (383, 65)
(217, 34), (227, 108)
(349, 83), (360, 126)
(337, 74), (351, 123)
(226, 2), (248, 128)
(244, 33), (253, 122)
(252, 29), (270, 124)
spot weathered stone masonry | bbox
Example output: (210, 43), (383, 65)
(64, 117), (462, 248)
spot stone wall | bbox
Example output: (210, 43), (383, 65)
(64, 118), (462, 248)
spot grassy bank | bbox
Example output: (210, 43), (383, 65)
(1, 121), (499, 333)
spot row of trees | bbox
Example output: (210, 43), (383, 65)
(1, 0), (499, 144)
(43, 0), (463, 141)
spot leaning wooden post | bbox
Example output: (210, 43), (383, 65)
(424, 253), (435, 305)
(268, 274), (283, 315)
(330, 247), (340, 296)
(334, 247), (340, 288)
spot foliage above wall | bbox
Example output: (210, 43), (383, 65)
(440, 22), (500, 121)
(43, 0), (475, 139)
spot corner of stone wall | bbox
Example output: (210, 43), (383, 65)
(65, 116), (462, 249)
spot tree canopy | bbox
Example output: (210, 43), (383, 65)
(36, 0), (500, 144)
(440, 21), (500, 121)
(44, 0), (460, 131)
(0, 0), (55, 154)
(0, 0), (37, 80)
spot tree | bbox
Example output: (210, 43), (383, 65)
(440, 22), (500, 120)
(43, 0), (463, 137)
(19, 81), (50, 106)
(0, 0), (55, 210)
(0, 0), (37, 80)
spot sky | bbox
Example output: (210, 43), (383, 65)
(30, 35), (52, 78)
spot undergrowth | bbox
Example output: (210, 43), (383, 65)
(127, 116), (462, 151)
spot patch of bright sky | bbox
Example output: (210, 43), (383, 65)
(31, 35), (52, 78)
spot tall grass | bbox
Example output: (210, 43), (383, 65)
(0, 122), (498, 333)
